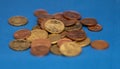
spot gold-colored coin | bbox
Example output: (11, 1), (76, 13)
(9, 39), (31, 51)
(48, 34), (61, 44)
(32, 25), (41, 30)
(50, 44), (62, 55)
(44, 19), (65, 33)
(60, 42), (82, 57)
(8, 16), (28, 26)
(76, 38), (91, 47)
(27, 29), (48, 42)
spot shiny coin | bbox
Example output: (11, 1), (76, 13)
(50, 44), (62, 55)
(48, 34), (61, 44)
(44, 19), (65, 33)
(14, 29), (31, 39)
(8, 16), (28, 26)
(91, 40), (109, 50)
(88, 24), (102, 32)
(60, 42), (82, 57)
(9, 39), (30, 51)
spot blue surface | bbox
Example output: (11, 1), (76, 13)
(0, 0), (119, 69)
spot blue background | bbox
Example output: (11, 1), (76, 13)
(0, 0), (119, 69)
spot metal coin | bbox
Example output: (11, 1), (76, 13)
(34, 9), (48, 17)
(88, 24), (102, 32)
(32, 25), (41, 30)
(50, 44), (62, 55)
(48, 34), (61, 44)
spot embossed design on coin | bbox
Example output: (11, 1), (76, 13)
(88, 24), (102, 32)
(50, 44), (62, 55)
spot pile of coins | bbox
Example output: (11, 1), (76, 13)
(9, 9), (109, 57)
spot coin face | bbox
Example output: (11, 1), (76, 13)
(44, 19), (65, 33)
(88, 24), (102, 32)
(91, 40), (109, 50)
(8, 16), (28, 26)
(34, 9), (48, 17)
(14, 29), (31, 39)
(53, 13), (64, 20)
(62, 19), (77, 27)
(31, 46), (49, 56)
(60, 42), (82, 56)
(80, 18), (97, 26)
(60, 31), (67, 38)
(48, 34), (61, 44)
(9, 39), (31, 51)
(76, 38), (91, 47)
(27, 29), (48, 42)
(32, 25), (41, 30)
(66, 30), (86, 41)
(50, 44), (62, 55)
(63, 11), (81, 20)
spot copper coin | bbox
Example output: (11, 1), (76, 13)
(48, 34), (61, 44)
(60, 31), (67, 38)
(80, 18), (97, 26)
(63, 11), (81, 20)
(57, 38), (72, 47)
(32, 25), (41, 30)
(34, 9), (48, 17)
(53, 13), (64, 19)
(88, 24), (102, 32)
(91, 40), (109, 50)
(31, 39), (51, 48)
(14, 29), (31, 39)
(62, 19), (77, 27)
(50, 44), (62, 55)
(66, 30), (86, 41)
(31, 46), (49, 56)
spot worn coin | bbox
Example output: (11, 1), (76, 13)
(34, 9), (48, 17)
(44, 19), (65, 33)
(62, 19), (77, 27)
(14, 29), (31, 39)
(8, 16), (28, 26)
(60, 42), (82, 56)
(48, 34), (61, 44)
(88, 24), (102, 32)
(50, 44), (62, 55)
(60, 31), (67, 38)
(9, 39), (31, 51)
(91, 40), (109, 50)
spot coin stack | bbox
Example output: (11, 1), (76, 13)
(9, 9), (109, 57)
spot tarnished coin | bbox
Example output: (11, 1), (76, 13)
(31, 39), (51, 48)
(60, 42), (82, 56)
(63, 11), (81, 20)
(44, 19), (65, 33)
(27, 29), (48, 42)
(88, 24), (102, 32)
(34, 9), (48, 17)
(31, 46), (49, 56)
(62, 19), (77, 27)
(14, 29), (31, 39)
(48, 34), (61, 44)
(76, 38), (91, 47)
(50, 44), (62, 55)
(91, 40), (109, 50)
(80, 18), (97, 26)
(66, 30), (86, 41)
(8, 16), (28, 26)
(32, 25), (41, 30)
(60, 31), (67, 38)
(9, 39), (31, 51)
(53, 13), (64, 19)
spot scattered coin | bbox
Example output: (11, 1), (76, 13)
(60, 31), (67, 38)
(48, 34), (61, 44)
(9, 39), (31, 51)
(34, 9), (48, 17)
(32, 25), (41, 30)
(50, 44), (62, 55)
(8, 16), (28, 26)
(88, 24), (102, 32)
(91, 40), (109, 50)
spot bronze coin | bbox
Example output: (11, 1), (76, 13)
(31, 46), (49, 56)
(50, 44), (62, 55)
(66, 30), (86, 41)
(31, 39), (51, 48)
(14, 29), (31, 39)
(63, 11), (81, 20)
(34, 9), (48, 17)
(32, 25), (41, 30)
(60, 31), (67, 38)
(48, 34), (61, 44)
(80, 18), (97, 26)
(91, 40), (109, 50)
(88, 24), (102, 32)
(53, 13), (64, 19)
(62, 19), (77, 27)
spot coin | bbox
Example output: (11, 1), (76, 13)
(31, 39), (51, 48)
(48, 34), (61, 44)
(50, 44), (62, 55)
(63, 11), (81, 20)
(91, 40), (109, 50)
(9, 39), (31, 51)
(76, 38), (91, 47)
(44, 19), (65, 33)
(60, 42), (82, 56)
(53, 13), (64, 20)
(66, 30), (86, 41)
(27, 29), (48, 42)
(31, 46), (49, 56)
(62, 19), (77, 27)
(60, 31), (67, 38)
(14, 29), (31, 39)
(32, 25), (41, 30)
(34, 9), (48, 17)
(88, 24), (102, 32)
(80, 18), (97, 26)
(8, 16), (28, 26)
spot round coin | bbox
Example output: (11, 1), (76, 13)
(91, 40), (109, 50)
(62, 19), (77, 27)
(60, 42), (82, 57)
(8, 16), (28, 26)
(44, 19), (65, 33)
(50, 44), (62, 55)
(14, 29), (31, 39)
(88, 24), (102, 32)
(32, 25), (41, 30)
(9, 39), (31, 51)
(48, 34), (61, 44)
(34, 9), (48, 17)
